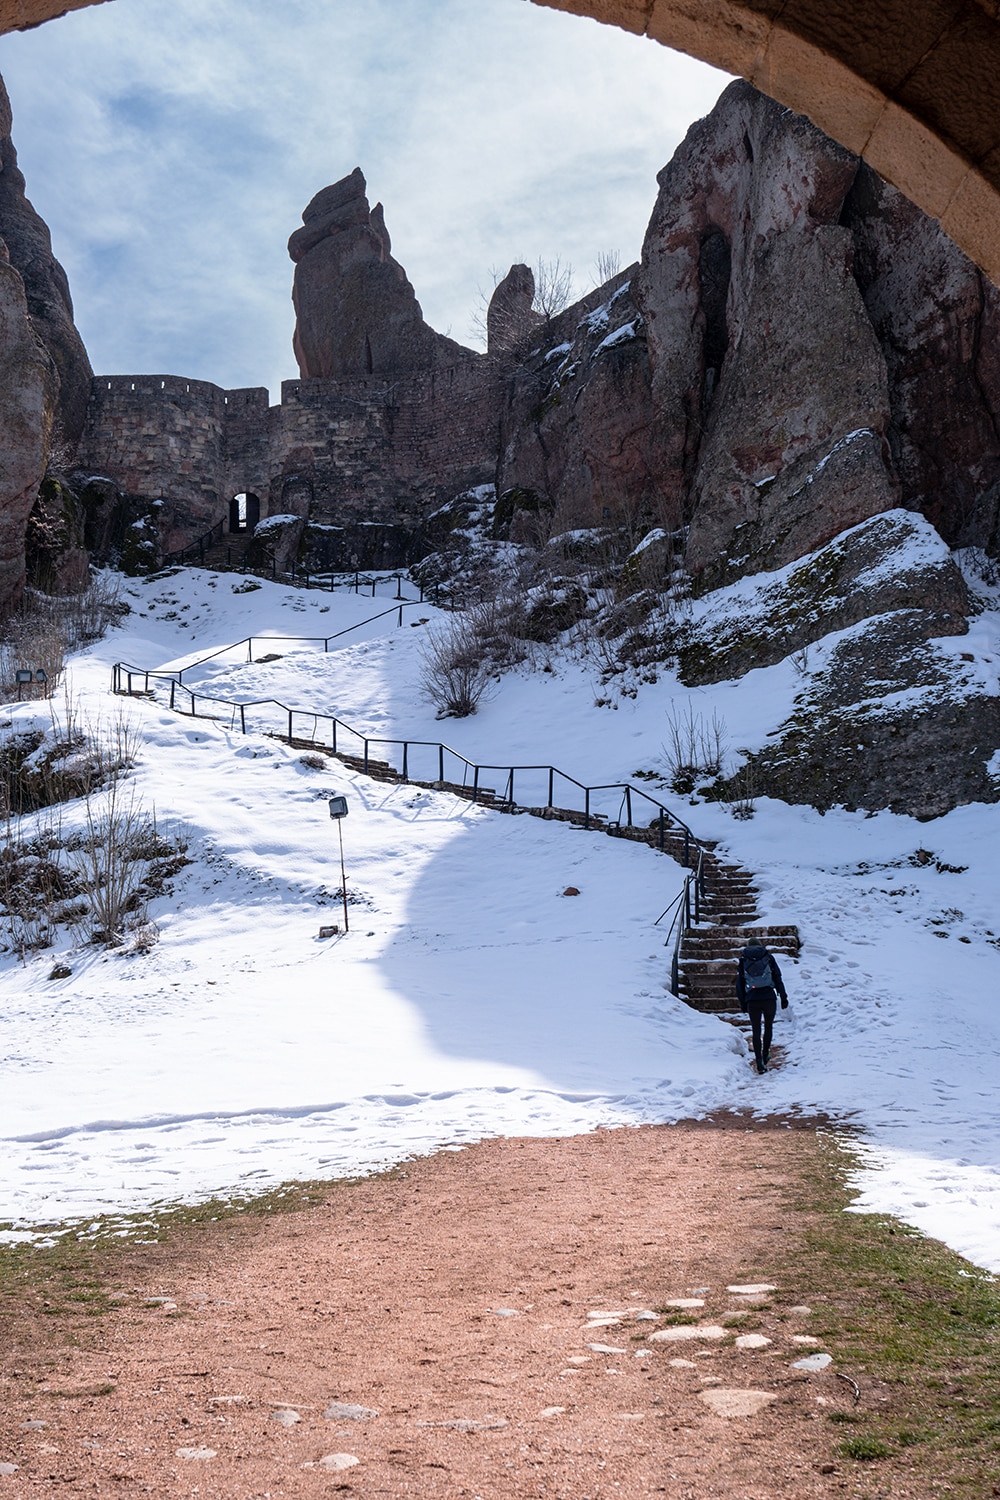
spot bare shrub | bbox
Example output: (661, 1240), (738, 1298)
(74, 780), (161, 943)
(663, 705), (728, 794)
(533, 256), (575, 319)
(420, 620), (494, 719)
(727, 758), (757, 820)
(595, 249), (622, 284)
(0, 575), (124, 702)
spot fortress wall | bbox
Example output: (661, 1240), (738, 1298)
(76, 360), (500, 559)
(77, 375), (228, 550)
(274, 360), (500, 527)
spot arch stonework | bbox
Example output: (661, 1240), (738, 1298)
(5, 0), (1000, 277)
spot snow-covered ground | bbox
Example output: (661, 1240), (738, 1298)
(2, 564), (1000, 1276)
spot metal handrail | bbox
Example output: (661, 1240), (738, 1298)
(110, 663), (705, 859)
(112, 600), (427, 685)
(656, 847), (706, 995)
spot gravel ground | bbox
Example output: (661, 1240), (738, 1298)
(0, 1118), (922, 1497)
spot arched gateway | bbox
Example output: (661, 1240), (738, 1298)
(8, 0), (1000, 280)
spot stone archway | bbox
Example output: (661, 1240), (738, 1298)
(6, 0), (1000, 279)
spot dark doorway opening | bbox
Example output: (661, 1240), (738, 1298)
(229, 491), (261, 534)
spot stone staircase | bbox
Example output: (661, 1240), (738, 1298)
(290, 735), (801, 1023)
(675, 846), (800, 1021)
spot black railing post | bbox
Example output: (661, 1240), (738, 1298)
(364, 739), (369, 775)
(548, 768), (554, 808)
(170, 680), (176, 711)
(240, 705), (246, 734)
(402, 742), (409, 781)
(584, 788), (591, 829)
(684, 828), (690, 867)
(127, 672), (133, 695)
(438, 744), (444, 783)
(473, 766), (480, 804)
(288, 710), (293, 741)
(332, 719), (338, 755)
(658, 809), (665, 851)
(625, 786), (633, 826)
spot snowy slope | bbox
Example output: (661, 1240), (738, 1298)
(2, 564), (1000, 1276)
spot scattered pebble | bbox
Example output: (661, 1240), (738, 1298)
(566, 1356), (590, 1365)
(176, 1447), (217, 1461)
(788, 1305), (812, 1315)
(324, 1402), (378, 1421)
(663, 1298), (705, 1309)
(698, 1388), (778, 1418)
(540, 1407), (565, 1417)
(791, 1334), (820, 1345)
(668, 1358), (697, 1368)
(634, 1350), (651, 1359)
(0, 1465), (18, 1476)
(19, 1422), (46, 1431)
(271, 1409), (300, 1427)
(791, 1353), (833, 1372)
(735, 1333), (773, 1350)
(493, 1308), (519, 1317)
(633, 1310), (660, 1321)
(310, 1453), (360, 1471)
(726, 1283), (776, 1295)
(649, 1325), (727, 1342)
(617, 1412), (645, 1420)
(588, 1342), (626, 1354)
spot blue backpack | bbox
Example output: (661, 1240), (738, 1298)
(743, 948), (774, 991)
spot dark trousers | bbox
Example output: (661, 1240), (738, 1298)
(746, 992), (778, 1067)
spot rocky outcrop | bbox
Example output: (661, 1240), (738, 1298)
(0, 243), (51, 609)
(676, 510), (967, 684)
(289, 168), (476, 380)
(495, 271), (665, 533)
(0, 74), (92, 448)
(638, 80), (897, 587)
(844, 164), (1000, 556)
(721, 611), (1000, 819)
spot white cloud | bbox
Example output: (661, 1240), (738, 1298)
(0, 0), (729, 397)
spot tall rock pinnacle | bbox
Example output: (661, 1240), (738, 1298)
(289, 168), (475, 380)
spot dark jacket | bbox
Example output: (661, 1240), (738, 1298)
(736, 944), (787, 1010)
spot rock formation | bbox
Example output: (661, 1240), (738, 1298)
(0, 72), (93, 610)
(289, 168), (476, 380)
(0, 74), (92, 448)
(0, 239), (52, 610)
(487, 263), (542, 355)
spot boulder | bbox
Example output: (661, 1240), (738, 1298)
(289, 168), (476, 380)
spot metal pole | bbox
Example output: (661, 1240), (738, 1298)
(548, 767), (554, 808)
(338, 818), (349, 934)
(659, 809), (665, 851)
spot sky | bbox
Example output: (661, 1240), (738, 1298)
(0, 0), (730, 400)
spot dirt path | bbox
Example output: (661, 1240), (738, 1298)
(0, 1119), (921, 1497)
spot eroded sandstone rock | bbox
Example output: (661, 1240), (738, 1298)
(0, 73), (92, 447)
(290, 168), (476, 380)
(638, 80), (897, 586)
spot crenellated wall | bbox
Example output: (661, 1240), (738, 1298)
(75, 359), (500, 558)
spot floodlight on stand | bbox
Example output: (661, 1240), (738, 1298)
(328, 794), (350, 932)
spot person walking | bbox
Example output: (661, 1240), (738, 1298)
(736, 941), (788, 1074)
